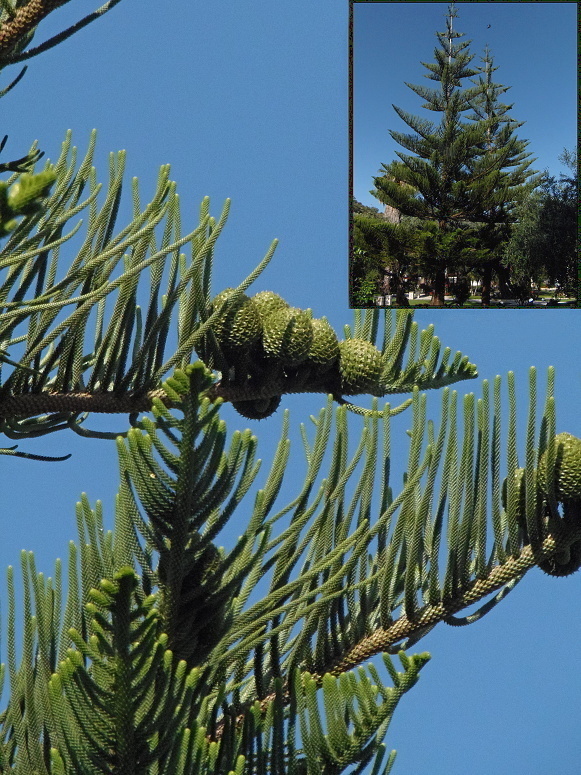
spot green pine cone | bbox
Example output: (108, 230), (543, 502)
(306, 317), (339, 371)
(209, 288), (262, 354)
(338, 338), (383, 394)
(251, 290), (290, 322)
(262, 307), (314, 366)
(232, 395), (281, 420)
(538, 432), (581, 502)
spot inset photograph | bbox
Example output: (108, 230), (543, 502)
(350, 2), (577, 308)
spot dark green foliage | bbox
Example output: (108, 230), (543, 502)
(499, 189), (546, 290)
(351, 216), (420, 307)
(497, 152), (577, 299)
(50, 568), (197, 774)
(351, 274), (379, 308)
(410, 221), (491, 286)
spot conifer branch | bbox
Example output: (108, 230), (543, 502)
(0, 353), (469, 424)
(320, 519), (581, 677)
(0, 0), (123, 62)
(213, 518), (581, 743)
(0, 387), (170, 418)
(0, 0), (69, 54)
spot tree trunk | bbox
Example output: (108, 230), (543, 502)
(386, 266), (410, 307)
(395, 286), (410, 307)
(496, 262), (512, 297)
(481, 265), (492, 307)
(431, 268), (446, 305)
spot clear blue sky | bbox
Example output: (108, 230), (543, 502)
(353, 2), (577, 209)
(1, 2), (580, 774)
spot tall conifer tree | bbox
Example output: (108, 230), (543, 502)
(371, 2), (533, 305)
(464, 46), (543, 304)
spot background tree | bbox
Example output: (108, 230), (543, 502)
(461, 45), (543, 305)
(407, 218), (490, 305)
(531, 148), (577, 294)
(352, 208), (421, 307)
(497, 187), (547, 299)
(370, 2), (539, 305)
(351, 199), (386, 307)
(497, 148), (577, 300)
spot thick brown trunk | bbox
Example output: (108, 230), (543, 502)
(395, 287), (409, 307)
(481, 265), (492, 307)
(496, 263), (512, 297)
(431, 220), (449, 306)
(431, 269), (446, 306)
(385, 266), (410, 307)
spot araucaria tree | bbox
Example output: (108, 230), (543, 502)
(370, 2), (541, 305)
(460, 45), (542, 305)
(1, 3), (581, 774)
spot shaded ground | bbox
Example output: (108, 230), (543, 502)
(379, 288), (577, 308)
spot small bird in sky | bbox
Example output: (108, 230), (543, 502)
(487, 24), (491, 29)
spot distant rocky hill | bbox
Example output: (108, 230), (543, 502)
(352, 194), (404, 224)
(382, 203), (401, 224)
